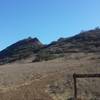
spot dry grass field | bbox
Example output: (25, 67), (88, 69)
(0, 53), (100, 100)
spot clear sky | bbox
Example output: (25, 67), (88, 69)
(0, 0), (100, 50)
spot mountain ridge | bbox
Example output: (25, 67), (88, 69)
(44, 28), (100, 52)
(0, 28), (100, 64)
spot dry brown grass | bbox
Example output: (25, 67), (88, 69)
(0, 53), (100, 100)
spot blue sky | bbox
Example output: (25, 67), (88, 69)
(0, 0), (100, 50)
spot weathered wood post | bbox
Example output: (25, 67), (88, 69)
(73, 73), (77, 100)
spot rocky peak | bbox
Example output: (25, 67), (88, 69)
(0, 37), (43, 64)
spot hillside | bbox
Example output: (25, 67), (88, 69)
(0, 28), (100, 100)
(0, 37), (43, 64)
(43, 28), (100, 53)
(0, 53), (100, 100)
(34, 28), (100, 61)
(0, 28), (100, 64)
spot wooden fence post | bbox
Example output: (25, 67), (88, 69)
(73, 73), (77, 100)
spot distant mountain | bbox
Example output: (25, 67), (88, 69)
(0, 28), (100, 64)
(0, 37), (43, 64)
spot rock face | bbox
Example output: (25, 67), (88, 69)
(0, 28), (100, 64)
(0, 37), (43, 64)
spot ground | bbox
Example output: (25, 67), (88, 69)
(0, 53), (100, 100)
